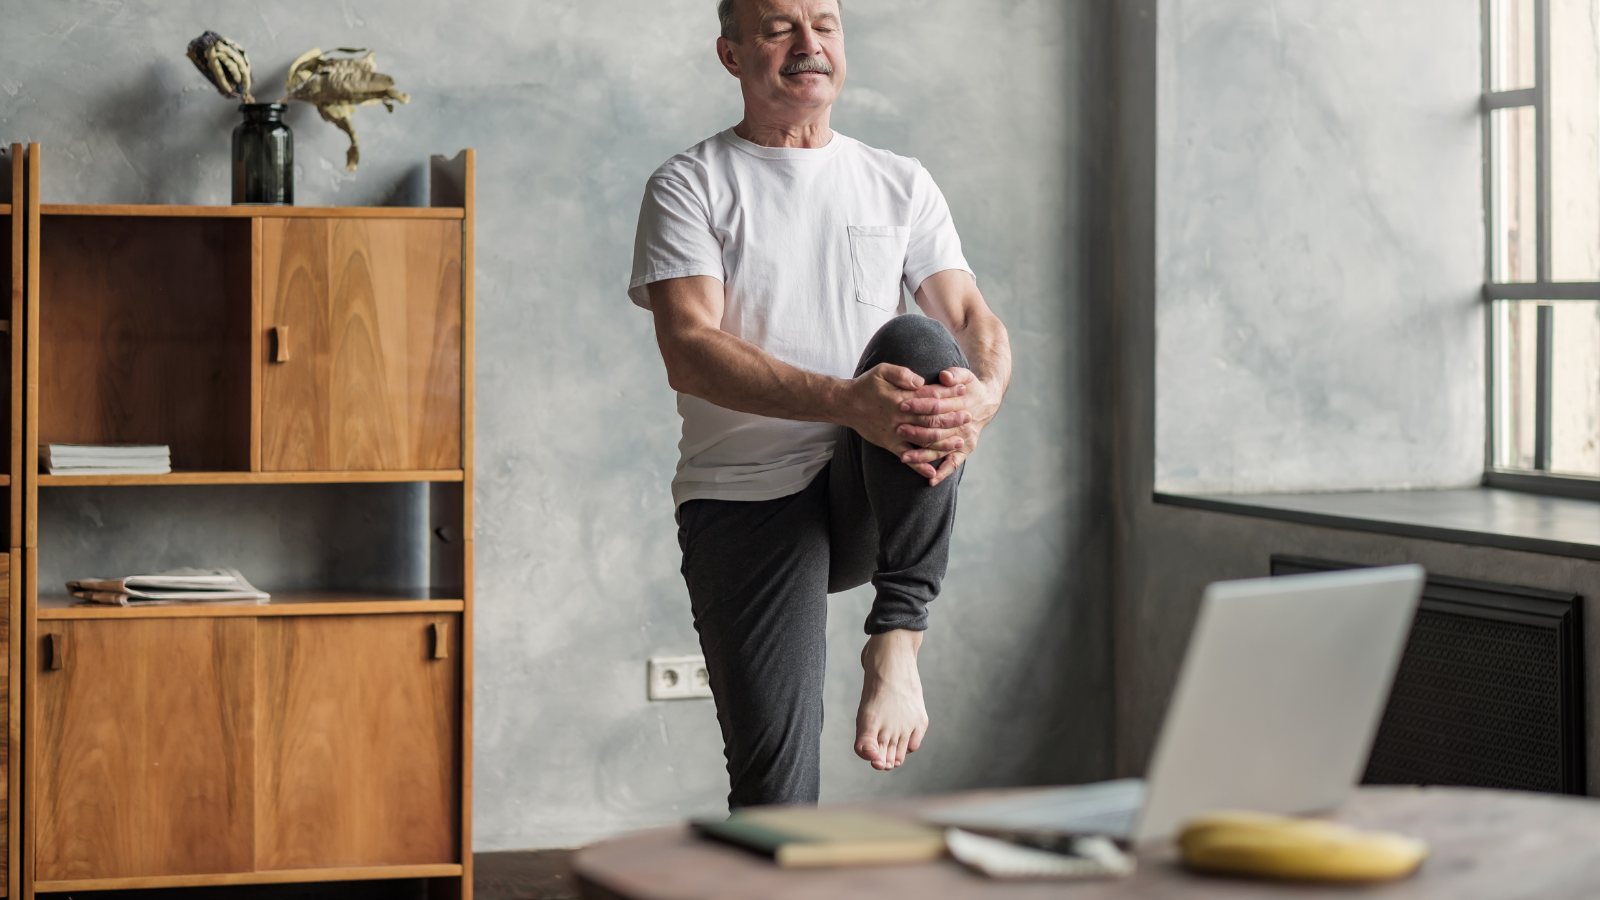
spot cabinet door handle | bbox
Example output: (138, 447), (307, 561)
(432, 622), (449, 660)
(272, 325), (290, 363)
(46, 633), (64, 671)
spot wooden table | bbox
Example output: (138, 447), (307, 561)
(573, 786), (1600, 899)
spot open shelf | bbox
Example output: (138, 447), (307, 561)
(38, 589), (464, 619)
(38, 468), (464, 486)
(43, 204), (464, 219)
(0, 203), (9, 215)
(38, 214), (252, 471)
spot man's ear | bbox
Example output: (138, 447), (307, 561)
(716, 37), (742, 78)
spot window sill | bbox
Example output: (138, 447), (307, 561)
(1155, 487), (1600, 562)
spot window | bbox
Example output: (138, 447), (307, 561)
(1486, 0), (1600, 486)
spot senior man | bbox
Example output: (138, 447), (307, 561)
(629, 0), (1011, 808)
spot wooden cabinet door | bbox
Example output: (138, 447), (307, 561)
(34, 619), (255, 881)
(260, 217), (462, 472)
(255, 614), (458, 869)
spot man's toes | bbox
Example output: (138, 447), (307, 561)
(874, 730), (896, 769)
(855, 735), (879, 763)
(876, 732), (899, 769)
(895, 734), (909, 767)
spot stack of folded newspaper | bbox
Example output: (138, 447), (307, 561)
(67, 568), (269, 607)
(42, 443), (171, 475)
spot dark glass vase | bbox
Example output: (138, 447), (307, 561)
(232, 103), (293, 205)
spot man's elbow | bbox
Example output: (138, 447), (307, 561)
(659, 353), (698, 395)
(654, 320), (717, 395)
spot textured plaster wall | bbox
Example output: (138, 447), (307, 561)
(1154, 0), (1485, 494)
(1, 0), (1112, 848)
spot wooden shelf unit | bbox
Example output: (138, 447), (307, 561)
(17, 146), (476, 899)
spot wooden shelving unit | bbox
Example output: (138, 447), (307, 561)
(15, 145), (476, 899)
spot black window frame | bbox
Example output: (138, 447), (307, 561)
(1482, 0), (1600, 500)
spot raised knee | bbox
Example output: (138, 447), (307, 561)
(876, 314), (947, 346)
(861, 315), (965, 380)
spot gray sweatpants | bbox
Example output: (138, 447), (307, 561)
(676, 315), (967, 809)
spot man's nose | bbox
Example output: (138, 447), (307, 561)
(792, 24), (826, 58)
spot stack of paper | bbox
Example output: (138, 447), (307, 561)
(42, 443), (171, 475)
(67, 568), (269, 606)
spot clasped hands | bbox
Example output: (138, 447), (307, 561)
(846, 363), (1000, 487)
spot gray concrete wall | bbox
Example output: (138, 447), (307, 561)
(1154, 0), (1485, 494)
(1, 0), (1113, 848)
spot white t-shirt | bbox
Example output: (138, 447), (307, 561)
(629, 128), (972, 507)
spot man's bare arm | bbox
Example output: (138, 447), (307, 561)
(896, 269), (1012, 485)
(647, 275), (967, 462)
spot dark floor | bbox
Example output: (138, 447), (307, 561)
(38, 849), (578, 900)
(475, 849), (578, 900)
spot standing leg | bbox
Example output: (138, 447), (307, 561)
(828, 314), (969, 769)
(680, 474), (831, 808)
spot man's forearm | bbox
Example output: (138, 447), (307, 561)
(660, 324), (852, 424)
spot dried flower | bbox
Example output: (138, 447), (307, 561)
(185, 31), (254, 103)
(282, 48), (409, 171)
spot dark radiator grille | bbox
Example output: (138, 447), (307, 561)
(1271, 556), (1584, 795)
(1367, 610), (1562, 790)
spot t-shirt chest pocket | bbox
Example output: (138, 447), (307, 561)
(847, 225), (910, 311)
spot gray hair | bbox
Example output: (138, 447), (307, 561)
(718, 0), (842, 43)
(717, 0), (740, 41)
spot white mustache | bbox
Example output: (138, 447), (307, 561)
(780, 56), (834, 76)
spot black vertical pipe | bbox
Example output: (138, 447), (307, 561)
(1535, 304), (1554, 470)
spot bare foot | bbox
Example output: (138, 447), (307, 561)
(855, 629), (929, 771)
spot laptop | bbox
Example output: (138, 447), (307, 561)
(925, 565), (1425, 843)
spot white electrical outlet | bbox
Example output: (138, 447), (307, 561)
(648, 655), (713, 700)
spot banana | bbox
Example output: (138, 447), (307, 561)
(1177, 810), (1427, 882)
